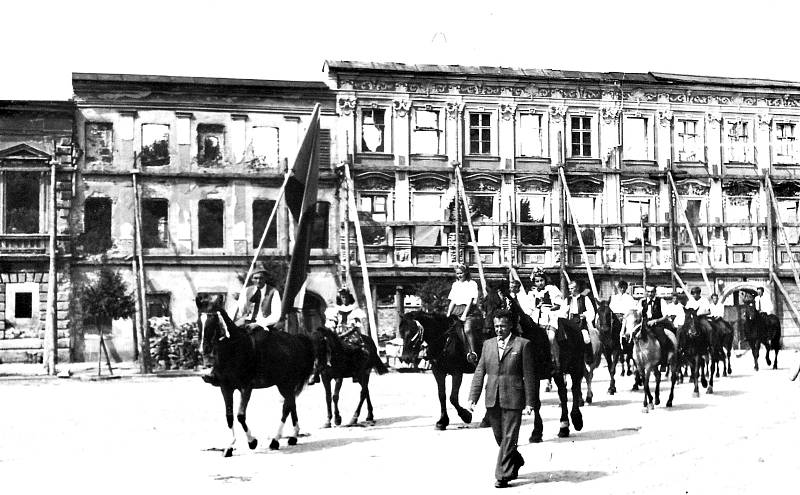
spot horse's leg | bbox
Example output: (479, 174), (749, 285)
(529, 378), (543, 443)
(322, 376), (333, 428)
(707, 352), (715, 394)
(237, 387), (258, 450)
(607, 349), (617, 395)
(764, 339), (772, 367)
(433, 369), (449, 430)
(570, 370), (584, 431)
(666, 358), (678, 408)
(692, 355), (700, 398)
(364, 381), (375, 425)
(773, 341), (779, 370)
(221, 385), (236, 457)
(545, 377), (553, 393)
(332, 378), (344, 426)
(752, 339), (760, 371)
(450, 373), (472, 424)
(726, 345), (733, 375)
(700, 356), (708, 388)
(654, 368), (661, 406)
(269, 397), (290, 450)
(584, 365), (593, 406)
(286, 394), (300, 446)
(642, 368), (652, 413)
(347, 377), (368, 427)
(554, 373), (570, 438)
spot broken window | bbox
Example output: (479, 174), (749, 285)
(311, 201), (330, 249)
(413, 193), (443, 247)
(198, 199), (224, 248)
(469, 113), (492, 155)
(776, 123), (797, 164)
(252, 199), (278, 249)
(412, 108), (443, 154)
(83, 197), (112, 253)
(519, 196), (545, 246)
(623, 197), (653, 245)
(361, 109), (386, 153)
(725, 197), (755, 245)
(146, 293), (171, 318)
(467, 194), (496, 245)
(778, 199), (800, 244)
(358, 194), (388, 245)
(679, 198), (706, 245)
(571, 116), (592, 157)
(568, 196), (601, 246)
(726, 120), (752, 163)
(85, 122), (113, 164)
(142, 198), (169, 248)
(676, 119), (700, 162)
(518, 114), (544, 157)
(141, 124), (170, 166)
(623, 116), (648, 160)
(248, 126), (280, 168)
(4, 172), (40, 234)
(197, 124), (224, 166)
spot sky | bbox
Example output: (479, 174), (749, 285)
(3, 0), (799, 100)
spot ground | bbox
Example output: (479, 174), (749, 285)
(1, 351), (799, 495)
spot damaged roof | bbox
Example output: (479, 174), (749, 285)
(72, 72), (330, 91)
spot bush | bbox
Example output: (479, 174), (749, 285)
(414, 277), (452, 313)
(148, 317), (201, 371)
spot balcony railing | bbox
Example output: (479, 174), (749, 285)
(0, 234), (49, 255)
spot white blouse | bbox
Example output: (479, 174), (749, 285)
(448, 279), (479, 306)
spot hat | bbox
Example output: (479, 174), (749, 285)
(253, 262), (269, 275)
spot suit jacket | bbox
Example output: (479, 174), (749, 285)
(469, 335), (536, 410)
(233, 285), (281, 328)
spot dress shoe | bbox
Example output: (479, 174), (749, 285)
(510, 455), (525, 480)
(494, 480), (509, 489)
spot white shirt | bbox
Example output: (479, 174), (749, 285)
(610, 292), (636, 315)
(756, 294), (774, 315)
(665, 302), (686, 328)
(497, 335), (512, 355)
(686, 296), (711, 316)
(447, 279), (479, 306)
(710, 301), (725, 319)
(235, 286), (282, 328)
(567, 294), (596, 330)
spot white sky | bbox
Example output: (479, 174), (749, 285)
(3, 0), (799, 100)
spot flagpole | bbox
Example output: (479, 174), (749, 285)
(242, 172), (291, 290)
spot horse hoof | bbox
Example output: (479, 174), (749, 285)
(754, 365), (759, 372)
(334, 415), (342, 427)
(224, 448), (233, 457)
(655, 398), (660, 406)
(557, 427), (570, 438)
(435, 424), (447, 431)
(365, 419), (376, 426)
(707, 388), (714, 395)
(545, 385), (553, 393)
(631, 385), (639, 392)
(607, 387), (616, 395)
(648, 403), (654, 411)
(626, 370), (632, 376)
(693, 391), (700, 398)
(571, 410), (583, 431)
(322, 421), (331, 429)
(346, 418), (358, 427)
(269, 439), (280, 450)
(642, 407), (649, 414)
(529, 434), (543, 444)
(248, 438), (258, 450)
(458, 410), (473, 424)
(585, 396), (592, 405)
(287, 437), (297, 446)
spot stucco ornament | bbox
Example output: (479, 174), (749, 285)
(392, 99), (411, 118)
(657, 108), (674, 127)
(499, 103), (517, 121)
(445, 101), (464, 120)
(600, 103), (621, 124)
(549, 104), (568, 122)
(338, 97), (357, 116)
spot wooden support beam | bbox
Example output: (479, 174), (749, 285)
(558, 167), (599, 298)
(765, 177), (800, 296)
(454, 166), (489, 297)
(667, 171), (714, 295)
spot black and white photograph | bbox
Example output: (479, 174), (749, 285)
(2, 1), (800, 493)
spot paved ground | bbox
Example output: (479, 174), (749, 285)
(2, 351), (800, 494)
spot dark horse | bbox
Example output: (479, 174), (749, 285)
(197, 294), (315, 457)
(397, 311), (480, 430)
(594, 301), (622, 396)
(311, 326), (388, 427)
(741, 305), (782, 371)
(677, 308), (712, 397)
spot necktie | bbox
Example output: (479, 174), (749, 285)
(498, 338), (506, 354)
(250, 288), (262, 321)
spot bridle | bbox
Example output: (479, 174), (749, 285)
(402, 318), (426, 359)
(198, 310), (231, 353)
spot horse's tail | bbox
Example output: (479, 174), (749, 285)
(365, 335), (389, 375)
(294, 334), (316, 396)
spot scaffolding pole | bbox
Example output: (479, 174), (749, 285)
(667, 171), (714, 295)
(454, 166), (488, 297)
(764, 176), (800, 294)
(558, 167), (599, 298)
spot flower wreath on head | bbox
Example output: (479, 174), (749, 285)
(529, 266), (548, 283)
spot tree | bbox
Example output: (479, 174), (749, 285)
(414, 277), (452, 314)
(79, 269), (139, 375)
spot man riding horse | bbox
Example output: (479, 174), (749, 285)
(526, 267), (564, 369)
(557, 279), (596, 366)
(634, 285), (675, 366)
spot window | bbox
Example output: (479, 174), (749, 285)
(679, 199), (707, 245)
(776, 123), (797, 164)
(412, 108), (443, 154)
(518, 113), (544, 157)
(676, 119), (700, 162)
(725, 197), (755, 245)
(623, 116), (648, 160)
(142, 199), (169, 248)
(4, 172), (40, 234)
(197, 124), (224, 166)
(726, 120), (752, 163)
(467, 194), (496, 245)
(252, 200), (278, 248)
(311, 201), (330, 249)
(85, 122), (113, 164)
(623, 197), (654, 245)
(359, 194), (388, 245)
(248, 126), (279, 168)
(568, 196), (601, 246)
(83, 197), (112, 253)
(571, 116), (592, 157)
(361, 109), (386, 152)
(14, 292), (33, 319)
(412, 193), (443, 246)
(519, 196), (545, 246)
(146, 293), (171, 318)
(141, 124), (170, 166)
(198, 199), (224, 248)
(778, 199), (800, 244)
(468, 113), (492, 155)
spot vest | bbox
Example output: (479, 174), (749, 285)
(567, 294), (587, 316)
(247, 287), (275, 321)
(642, 297), (662, 320)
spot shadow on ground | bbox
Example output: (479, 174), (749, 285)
(515, 470), (608, 485)
(273, 435), (377, 454)
(550, 427), (641, 443)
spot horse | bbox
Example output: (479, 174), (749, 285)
(708, 317), (734, 377)
(676, 308), (712, 397)
(740, 306), (782, 371)
(623, 309), (678, 411)
(593, 300), (622, 396)
(397, 310), (481, 430)
(196, 294), (315, 457)
(581, 327), (603, 406)
(311, 326), (388, 427)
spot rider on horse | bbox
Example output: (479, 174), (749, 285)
(557, 279), (596, 366)
(526, 267), (563, 367)
(446, 263), (481, 364)
(635, 285), (675, 365)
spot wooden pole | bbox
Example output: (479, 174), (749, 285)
(44, 160), (58, 374)
(557, 132), (568, 295)
(344, 163), (380, 344)
(765, 177), (800, 295)
(454, 166), (489, 297)
(641, 214), (647, 289)
(558, 167), (599, 298)
(667, 171), (713, 294)
(131, 167), (152, 373)
(765, 172), (777, 322)
(242, 172), (291, 290)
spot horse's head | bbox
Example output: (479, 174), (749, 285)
(682, 307), (699, 338)
(621, 308), (641, 341)
(596, 300), (614, 336)
(195, 294), (234, 364)
(397, 312), (426, 364)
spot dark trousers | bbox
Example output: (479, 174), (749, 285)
(486, 406), (523, 481)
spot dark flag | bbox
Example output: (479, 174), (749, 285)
(281, 103), (321, 320)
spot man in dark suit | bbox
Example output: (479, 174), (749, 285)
(468, 309), (535, 489)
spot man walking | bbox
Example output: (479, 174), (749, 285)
(468, 309), (535, 489)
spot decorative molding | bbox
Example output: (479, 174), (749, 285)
(657, 108), (674, 127)
(723, 179), (760, 197)
(758, 112), (772, 128)
(676, 178), (710, 196)
(445, 101), (464, 120)
(338, 97), (357, 116)
(620, 177), (658, 196)
(500, 103), (516, 121)
(772, 180), (800, 197)
(515, 176), (552, 193)
(392, 99), (411, 118)
(355, 171), (395, 191)
(566, 175), (604, 194)
(600, 103), (622, 124)
(409, 171), (450, 191)
(462, 172), (501, 192)
(705, 111), (722, 127)
(549, 104), (568, 122)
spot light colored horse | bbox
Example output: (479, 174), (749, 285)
(622, 309), (679, 412)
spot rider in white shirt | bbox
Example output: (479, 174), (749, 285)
(685, 287), (711, 317)
(664, 292), (687, 329)
(610, 280), (636, 317)
(755, 287), (774, 315)
(709, 293), (726, 320)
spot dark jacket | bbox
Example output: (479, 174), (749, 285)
(469, 335), (536, 410)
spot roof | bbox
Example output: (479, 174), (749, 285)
(72, 72), (330, 91)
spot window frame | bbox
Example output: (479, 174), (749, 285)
(141, 198), (170, 249)
(1, 170), (45, 234)
(567, 194), (603, 247)
(465, 192), (499, 246)
(465, 109), (497, 156)
(723, 195), (757, 247)
(411, 106), (445, 155)
(310, 201), (331, 249)
(140, 123), (171, 166)
(252, 198), (279, 249)
(517, 111), (548, 158)
(197, 199), (225, 249)
(357, 191), (392, 246)
(358, 106), (391, 154)
(675, 118), (703, 163)
(622, 114), (655, 161)
(568, 114), (597, 159)
(196, 124), (225, 166)
(723, 117), (755, 164)
(82, 196), (113, 253)
(774, 121), (798, 164)
(517, 193), (550, 246)
(84, 121), (114, 165)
